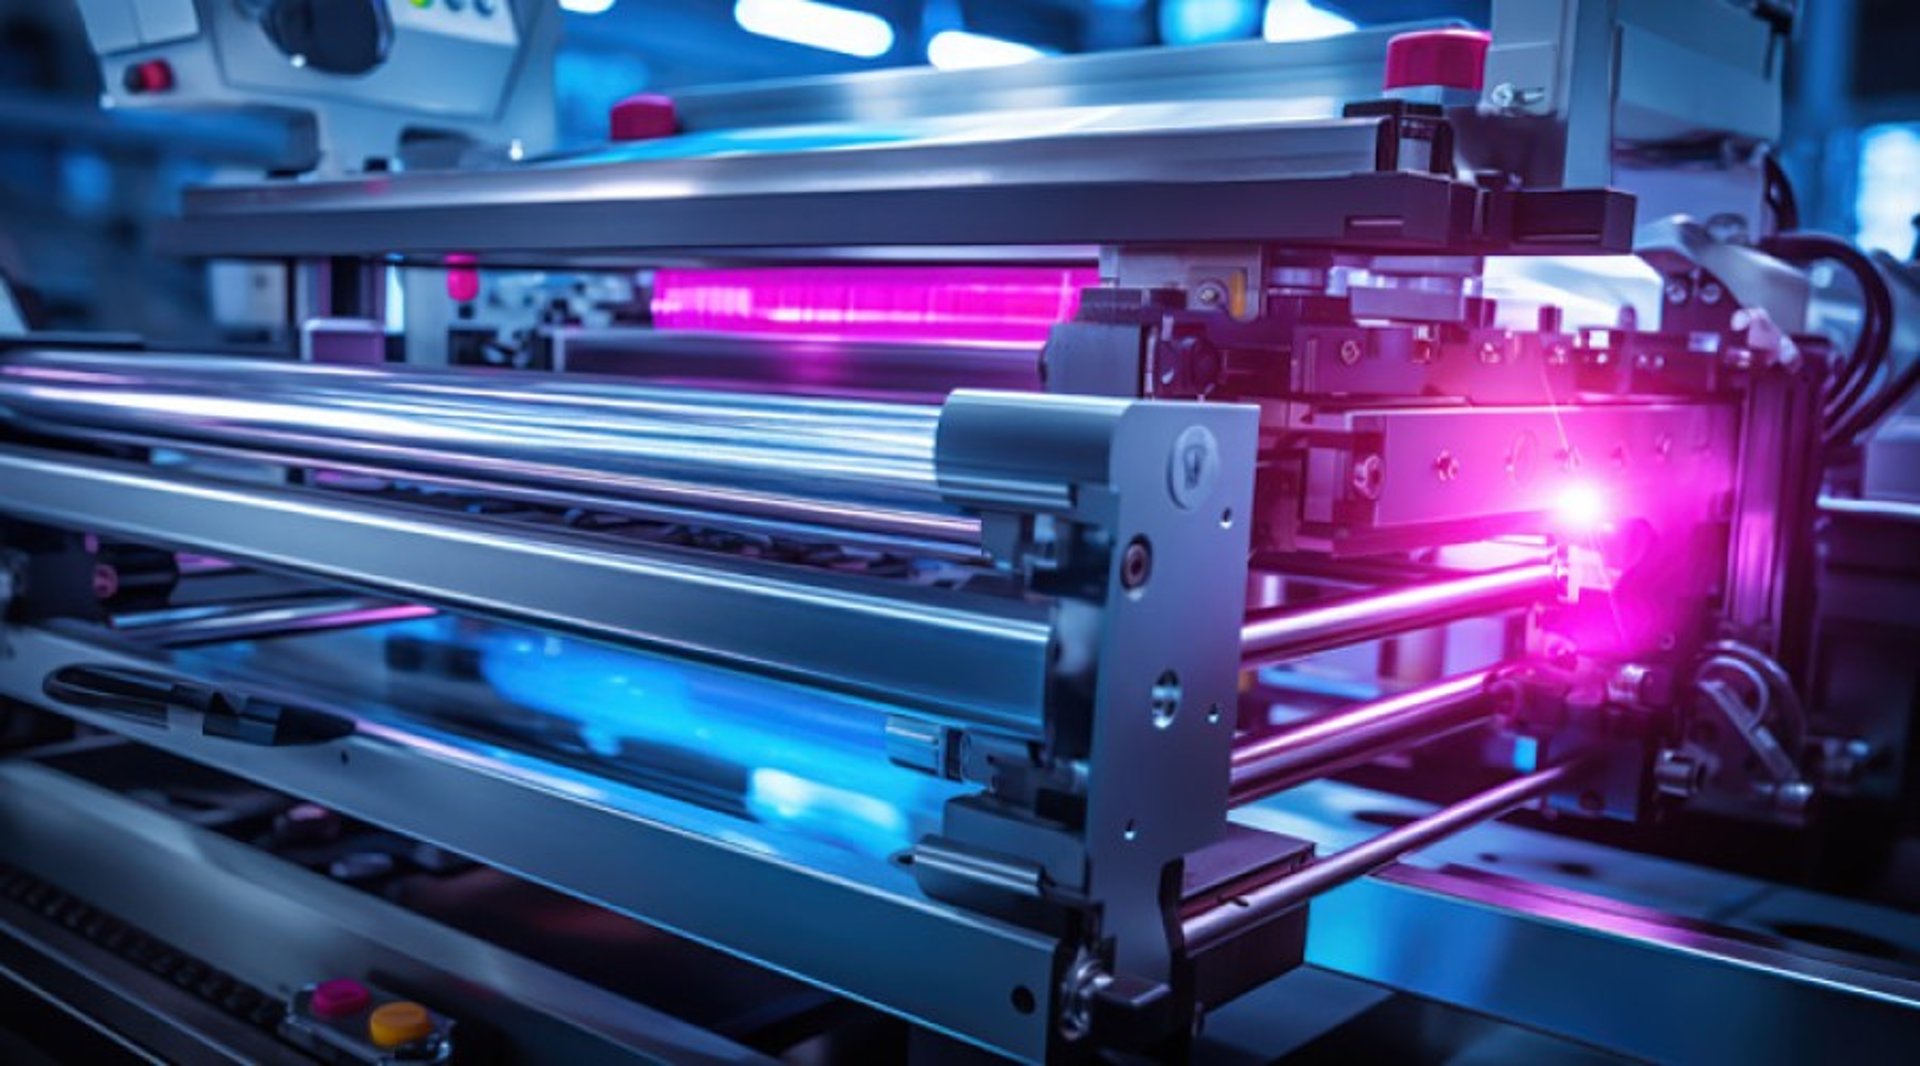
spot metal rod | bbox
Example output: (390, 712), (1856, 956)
(1819, 495), (1920, 524)
(0, 350), (969, 539)
(1185, 760), (1579, 953)
(112, 596), (436, 648)
(1240, 561), (1561, 668)
(1250, 554), (1471, 590)
(111, 437), (985, 559)
(1229, 668), (1498, 805)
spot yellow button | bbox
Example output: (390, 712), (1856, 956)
(367, 1001), (434, 1048)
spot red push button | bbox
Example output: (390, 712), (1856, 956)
(310, 978), (372, 1020)
(123, 59), (176, 95)
(610, 93), (677, 142)
(1383, 28), (1491, 93)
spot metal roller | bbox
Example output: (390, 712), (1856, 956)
(0, 349), (980, 548)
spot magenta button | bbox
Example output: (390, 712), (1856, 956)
(610, 93), (677, 142)
(1383, 28), (1492, 93)
(445, 254), (480, 303)
(311, 978), (372, 1020)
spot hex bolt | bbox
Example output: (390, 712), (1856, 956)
(1698, 281), (1725, 306)
(1194, 281), (1227, 308)
(1478, 340), (1502, 365)
(1337, 338), (1363, 366)
(1664, 278), (1691, 304)
(1433, 450), (1461, 482)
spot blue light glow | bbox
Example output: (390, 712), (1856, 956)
(473, 629), (959, 860)
(1262, 0), (1358, 43)
(926, 30), (1048, 70)
(1160, 0), (1261, 45)
(735, 0), (897, 59)
(1511, 735), (1540, 773)
(1856, 124), (1920, 256)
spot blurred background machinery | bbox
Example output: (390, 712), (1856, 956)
(1, 2), (1920, 1065)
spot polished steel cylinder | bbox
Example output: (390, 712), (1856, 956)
(1186, 760), (1578, 953)
(1240, 561), (1562, 669)
(0, 349), (977, 545)
(112, 596), (436, 648)
(1230, 668), (1497, 806)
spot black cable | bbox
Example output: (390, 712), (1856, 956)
(1829, 261), (1920, 445)
(1761, 232), (1892, 446)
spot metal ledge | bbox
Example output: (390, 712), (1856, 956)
(1310, 862), (1920, 1062)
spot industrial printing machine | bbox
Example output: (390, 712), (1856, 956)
(1, 0), (1919, 1062)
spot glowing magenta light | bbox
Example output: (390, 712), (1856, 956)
(1554, 482), (1610, 531)
(650, 266), (1098, 346)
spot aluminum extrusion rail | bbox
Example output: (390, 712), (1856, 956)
(153, 116), (1460, 258)
(0, 445), (1052, 736)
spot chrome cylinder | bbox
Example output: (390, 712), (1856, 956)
(1240, 561), (1562, 669)
(1230, 668), (1498, 806)
(0, 350), (972, 543)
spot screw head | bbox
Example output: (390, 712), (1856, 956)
(1433, 450), (1461, 481)
(1337, 338), (1363, 366)
(1699, 281), (1725, 306)
(1350, 454), (1385, 500)
(1488, 82), (1546, 113)
(1168, 424), (1221, 510)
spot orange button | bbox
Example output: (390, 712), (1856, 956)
(367, 1001), (434, 1048)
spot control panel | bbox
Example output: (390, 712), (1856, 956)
(390, 0), (520, 49)
(74, 0), (554, 173)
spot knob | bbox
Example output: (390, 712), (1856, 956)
(263, 0), (392, 77)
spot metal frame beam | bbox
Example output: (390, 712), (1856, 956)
(0, 445), (1052, 735)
